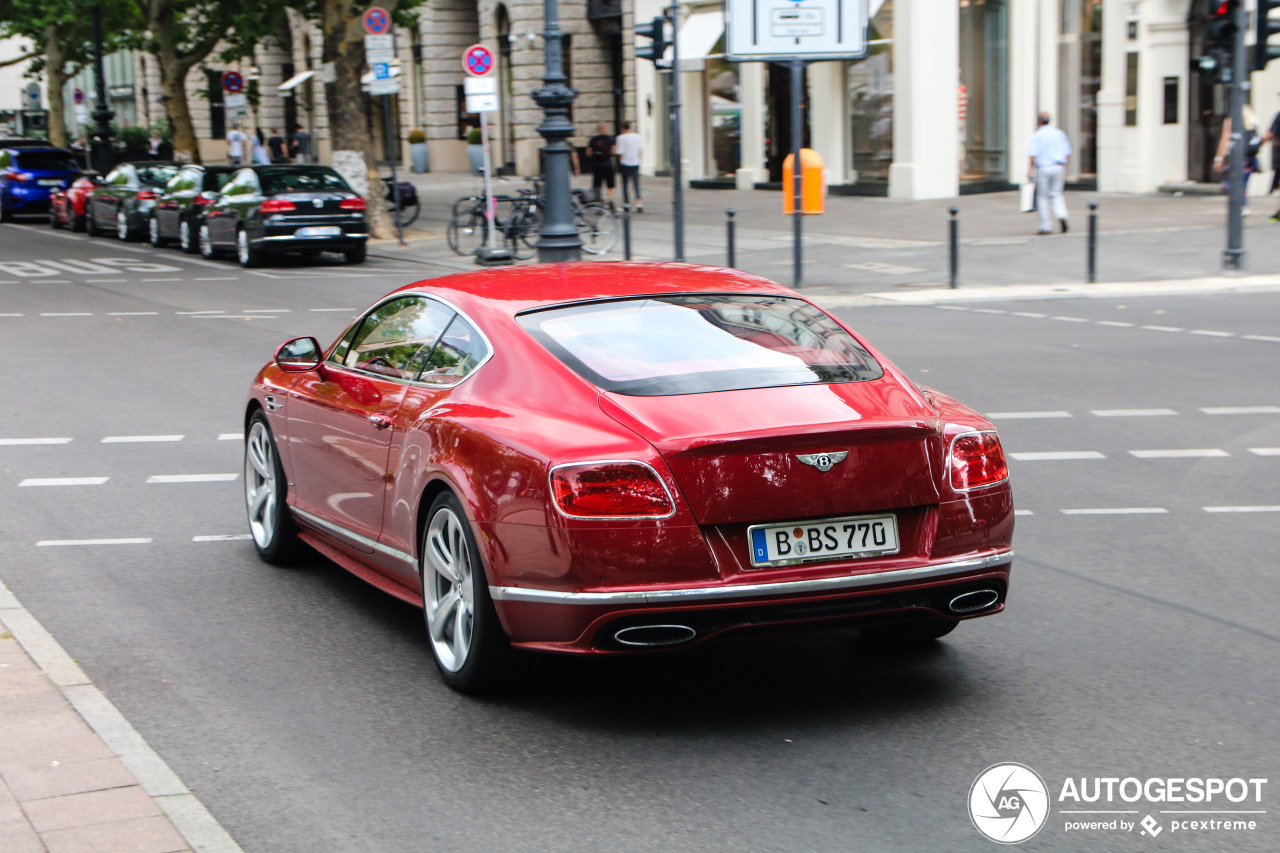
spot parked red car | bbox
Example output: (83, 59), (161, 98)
(49, 173), (100, 231)
(245, 263), (1014, 691)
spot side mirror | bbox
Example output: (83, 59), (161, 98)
(274, 336), (324, 372)
(199, 190), (219, 200)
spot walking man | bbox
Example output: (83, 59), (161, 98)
(616, 121), (642, 211)
(226, 125), (248, 166)
(1027, 112), (1071, 234)
(587, 122), (616, 206)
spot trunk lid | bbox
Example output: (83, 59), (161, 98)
(599, 380), (943, 526)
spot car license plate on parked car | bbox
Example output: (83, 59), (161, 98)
(747, 513), (899, 567)
(296, 226), (342, 237)
(38, 179), (62, 186)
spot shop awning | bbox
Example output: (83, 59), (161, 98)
(664, 11), (724, 71)
(277, 70), (316, 92)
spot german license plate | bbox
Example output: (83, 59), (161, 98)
(38, 179), (63, 186)
(296, 226), (341, 237)
(748, 513), (899, 568)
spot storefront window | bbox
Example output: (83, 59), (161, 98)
(847, 0), (893, 183)
(1059, 0), (1102, 179)
(959, 0), (1008, 182)
(707, 37), (740, 178)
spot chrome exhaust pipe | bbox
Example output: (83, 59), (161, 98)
(613, 624), (697, 648)
(948, 589), (1000, 614)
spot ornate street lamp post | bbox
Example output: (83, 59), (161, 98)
(531, 0), (581, 262)
(90, 5), (115, 174)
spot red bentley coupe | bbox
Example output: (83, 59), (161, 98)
(48, 172), (99, 231)
(245, 263), (1014, 691)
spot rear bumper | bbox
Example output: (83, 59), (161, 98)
(252, 219), (368, 252)
(4, 187), (54, 211)
(493, 549), (1013, 652)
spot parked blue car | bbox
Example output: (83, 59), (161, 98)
(0, 147), (81, 221)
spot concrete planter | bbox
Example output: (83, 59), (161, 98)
(468, 144), (484, 174)
(410, 142), (428, 173)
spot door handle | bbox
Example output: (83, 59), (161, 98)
(368, 414), (392, 430)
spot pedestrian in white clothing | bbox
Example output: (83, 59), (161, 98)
(1026, 112), (1072, 235)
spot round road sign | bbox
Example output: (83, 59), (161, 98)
(73, 88), (84, 105)
(222, 71), (244, 94)
(463, 44), (495, 76)
(362, 7), (391, 35)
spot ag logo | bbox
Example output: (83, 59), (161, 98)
(796, 451), (848, 472)
(969, 763), (1050, 844)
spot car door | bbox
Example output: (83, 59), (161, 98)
(91, 166), (122, 226)
(209, 170), (252, 244)
(156, 168), (192, 236)
(285, 296), (457, 568)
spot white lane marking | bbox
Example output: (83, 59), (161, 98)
(217, 433), (242, 441)
(107, 311), (159, 316)
(1189, 330), (1234, 337)
(1051, 316), (1090, 322)
(102, 435), (184, 443)
(19, 477), (109, 487)
(1011, 311), (1047, 318)
(175, 310), (224, 315)
(1009, 451), (1105, 461)
(247, 271), (283, 279)
(40, 312), (91, 317)
(195, 277), (238, 281)
(1061, 507), (1169, 515)
(987, 411), (1072, 420)
(36, 538), (153, 547)
(1249, 447), (1280, 456)
(142, 278), (183, 282)
(1014, 509), (1034, 516)
(146, 473), (238, 484)
(0, 313), (23, 317)
(1202, 505), (1280, 513)
(935, 305), (969, 311)
(1141, 325), (1184, 332)
(1242, 334), (1280, 343)
(1201, 406), (1280, 415)
(243, 309), (290, 313)
(95, 279), (129, 283)
(1091, 408), (1178, 417)
(1129, 449), (1229, 458)
(0, 438), (72, 446)
(192, 534), (253, 542)
(972, 308), (1006, 314)
(1095, 320), (1134, 327)
(309, 307), (356, 312)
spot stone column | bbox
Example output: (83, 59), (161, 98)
(889, 0), (959, 199)
(735, 60), (766, 188)
(806, 60), (847, 186)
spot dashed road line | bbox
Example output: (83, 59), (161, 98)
(1129, 449), (1229, 458)
(192, 534), (252, 542)
(1141, 325), (1184, 332)
(1011, 311), (1048, 318)
(0, 438), (72, 446)
(1009, 451), (1106, 461)
(39, 312), (91, 317)
(1249, 447), (1280, 456)
(107, 311), (158, 316)
(175, 310), (224, 315)
(19, 477), (108, 487)
(102, 435), (184, 443)
(195, 277), (238, 281)
(987, 411), (1073, 419)
(1091, 408), (1178, 417)
(1201, 406), (1280, 415)
(36, 538), (153, 547)
(1061, 507), (1168, 515)
(0, 312), (23, 317)
(218, 433), (242, 441)
(142, 278), (183, 282)
(1014, 509), (1034, 516)
(145, 474), (238, 484)
(309, 307), (356, 312)
(1189, 330), (1234, 337)
(1202, 506), (1280, 513)
(1242, 334), (1280, 343)
(243, 308), (289, 313)
(1095, 320), (1134, 327)
(1051, 316), (1090, 323)
(934, 305), (1280, 343)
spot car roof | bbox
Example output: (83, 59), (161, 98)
(6, 146), (73, 155)
(390, 262), (796, 319)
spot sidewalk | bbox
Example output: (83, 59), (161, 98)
(376, 169), (1280, 296)
(0, 583), (240, 853)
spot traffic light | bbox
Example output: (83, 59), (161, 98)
(1207, 0), (1238, 54)
(1256, 0), (1280, 69)
(635, 15), (667, 65)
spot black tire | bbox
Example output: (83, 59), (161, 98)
(446, 197), (485, 256)
(85, 209), (98, 236)
(115, 208), (133, 241)
(49, 210), (61, 229)
(72, 212), (86, 232)
(148, 215), (165, 247)
(244, 412), (303, 565)
(236, 228), (263, 267)
(179, 218), (197, 253)
(860, 618), (958, 647)
(344, 243), (366, 264)
(198, 222), (217, 259)
(420, 492), (515, 692)
(0, 197), (11, 223)
(512, 208), (542, 260)
(576, 203), (618, 255)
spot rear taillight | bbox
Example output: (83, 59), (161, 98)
(260, 198), (296, 213)
(136, 190), (158, 200)
(194, 194), (214, 206)
(550, 461), (675, 518)
(6, 170), (31, 182)
(339, 197), (366, 211)
(949, 431), (1008, 491)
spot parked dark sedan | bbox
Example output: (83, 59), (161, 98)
(200, 165), (368, 266)
(0, 147), (81, 220)
(149, 164), (236, 252)
(85, 161), (179, 240)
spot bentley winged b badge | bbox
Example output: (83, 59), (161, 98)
(796, 452), (849, 473)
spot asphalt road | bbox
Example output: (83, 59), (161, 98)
(1, 219), (1277, 852)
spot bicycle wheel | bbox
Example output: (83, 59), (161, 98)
(575, 203), (618, 255)
(390, 197), (420, 227)
(447, 198), (486, 256)
(511, 208), (542, 260)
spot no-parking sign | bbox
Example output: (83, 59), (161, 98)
(362, 7), (391, 35)
(222, 71), (244, 94)
(463, 44), (495, 77)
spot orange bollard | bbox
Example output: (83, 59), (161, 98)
(782, 148), (825, 214)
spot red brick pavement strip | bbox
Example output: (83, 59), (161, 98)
(0, 582), (241, 853)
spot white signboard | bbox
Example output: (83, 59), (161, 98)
(224, 93), (247, 108)
(368, 78), (400, 96)
(464, 77), (497, 113)
(726, 0), (868, 61)
(366, 48), (396, 64)
(465, 94), (498, 113)
(364, 34), (393, 50)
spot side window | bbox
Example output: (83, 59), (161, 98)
(418, 314), (490, 385)
(335, 297), (456, 381)
(224, 172), (256, 196)
(104, 168), (124, 185)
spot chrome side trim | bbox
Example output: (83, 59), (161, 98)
(291, 507), (416, 565)
(490, 549), (1013, 606)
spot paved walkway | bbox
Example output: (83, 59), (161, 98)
(0, 583), (240, 853)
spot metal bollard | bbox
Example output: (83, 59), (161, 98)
(622, 203), (632, 261)
(1087, 201), (1098, 284)
(726, 208), (736, 268)
(949, 206), (959, 289)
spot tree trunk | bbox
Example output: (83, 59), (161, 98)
(146, 0), (209, 164)
(44, 24), (68, 149)
(321, 0), (397, 239)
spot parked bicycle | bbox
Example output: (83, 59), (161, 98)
(384, 177), (420, 228)
(446, 178), (617, 258)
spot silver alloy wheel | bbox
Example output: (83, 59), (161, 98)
(244, 421), (278, 549)
(237, 229), (250, 264)
(199, 223), (212, 256)
(116, 210), (128, 239)
(424, 507), (476, 672)
(149, 216), (159, 245)
(179, 220), (191, 250)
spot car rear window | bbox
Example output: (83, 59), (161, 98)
(136, 165), (179, 186)
(203, 171), (235, 192)
(518, 294), (885, 396)
(15, 151), (77, 171)
(259, 168), (350, 195)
